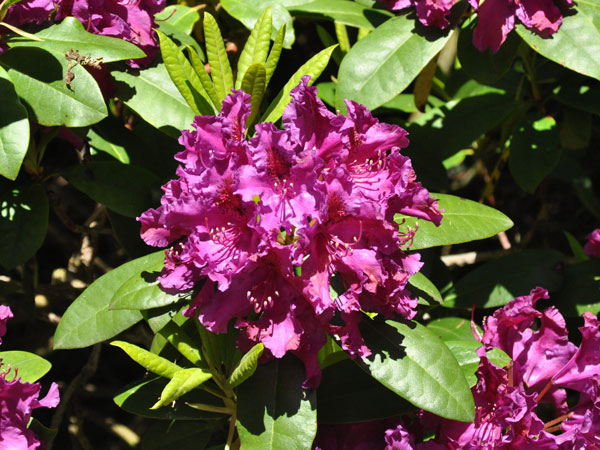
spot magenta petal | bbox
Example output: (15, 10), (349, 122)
(516, 0), (562, 37)
(584, 229), (600, 258)
(0, 305), (13, 345)
(414, 0), (455, 28)
(472, 0), (516, 53)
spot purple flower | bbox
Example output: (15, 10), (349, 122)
(0, 306), (13, 346)
(383, 0), (457, 29)
(469, 0), (573, 53)
(584, 229), (600, 258)
(2, 0), (56, 27)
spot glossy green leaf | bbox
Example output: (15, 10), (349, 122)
(152, 368), (213, 409)
(53, 252), (162, 349)
(155, 5), (200, 35)
(336, 15), (451, 112)
(427, 317), (480, 343)
(317, 359), (414, 424)
(395, 193), (514, 250)
(185, 47), (220, 110)
(265, 23), (286, 86)
(112, 63), (195, 137)
(509, 115), (561, 193)
(0, 66), (28, 180)
(445, 250), (565, 308)
(444, 341), (510, 387)
(241, 63), (267, 126)
(516, 1), (600, 81)
(0, 47), (107, 127)
(553, 83), (600, 116)
(236, 7), (272, 89)
(564, 231), (588, 262)
(142, 306), (180, 334)
(261, 44), (336, 123)
(157, 30), (213, 115)
(203, 12), (234, 103)
(0, 351), (51, 383)
(290, 0), (392, 30)
(237, 355), (317, 449)
(159, 321), (204, 367)
(62, 161), (160, 218)
(357, 318), (475, 422)
(7, 17), (145, 62)
(317, 335), (348, 370)
(0, 182), (48, 269)
(111, 341), (182, 379)
(87, 128), (129, 164)
(408, 272), (442, 304)
(225, 343), (264, 389)
(114, 377), (224, 420)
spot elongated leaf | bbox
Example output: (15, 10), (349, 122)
(203, 12), (234, 103)
(509, 115), (561, 193)
(62, 161), (160, 218)
(152, 368), (213, 409)
(112, 63), (195, 137)
(226, 343), (264, 389)
(155, 5), (200, 35)
(0, 351), (51, 383)
(0, 47), (107, 127)
(444, 341), (510, 387)
(336, 15), (451, 112)
(408, 272), (442, 304)
(6, 17), (145, 62)
(290, 0), (392, 30)
(241, 63), (266, 126)
(157, 30), (213, 115)
(265, 23), (286, 85)
(87, 128), (129, 164)
(236, 7), (272, 89)
(237, 355), (317, 450)
(186, 47), (220, 109)
(516, 1), (600, 81)
(115, 377), (224, 420)
(53, 252), (163, 349)
(261, 44), (336, 123)
(110, 267), (185, 311)
(0, 66), (28, 180)
(427, 317), (480, 343)
(357, 318), (475, 422)
(0, 182), (48, 269)
(445, 250), (565, 308)
(395, 194), (513, 250)
(111, 341), (182, 379)
(159, 321), (204, 367)
(552, 259), (600, 317)
(317, 359), (414, 424)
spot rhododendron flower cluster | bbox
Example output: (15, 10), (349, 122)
(2, 0), (164, 67)
(371, 287), (600, 448)
(0, 306), (60, 449)
(584, 229), (600, 258)
(139, 76), (442, 387)
(383, 0), (456, 29)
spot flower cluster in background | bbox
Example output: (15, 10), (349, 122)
(584, 229), (600, 258)
(139, 76), (442, 387)
(0, 306), (60, 449)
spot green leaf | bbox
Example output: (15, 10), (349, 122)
(335, 15), (451, 112)
(427, 317), (480, 343)
(157, 30), (214, 115)
(317, 359), (414, 424)
(0, 351), (51, 382)
(553, 259), (600, 317)
(564, 231), (588, 262)
(236, 7), (272, 89)
(111, 341), (182, 379)
(6, 17), (145, 62)
(0, 66), (28, 180)
(53, 252), (163, 349)
(159, 321), (204, 367)
(290, 0), (392, 30)
(112, 63), (196, 137)
(203, 12), (234, 103)
(317, 335), (348, 370)
(115, 377), (224, 420)
(264, 23), (286, 86)
(516, 1), (600, 81)
(357, 318), (475, 422)
(140, 420), (218, 450)
(155, 5), (201, 35)
(553, 83), (600, 116)
(151, 368), (213, 409)
(0, 47), (107, 127)
(445, 249), (565, 308)
(237, 355), (317, 450)
(225, 343), (264, 389)
(395, 193), (514, 250)
(261, 44), (336, 123)
(457, 17), (519, 85)
(87, 128), (129, 164)
(444, 341), (510, 387)
(143, 306), (180, 334)
(185, 47), (221, 110)
(62, 161), (160, 218)
(241, 63), (267, 126)
(408, 272), (442, 304)
(509, 115), (561, 193)
(0, 182), (48, 269)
